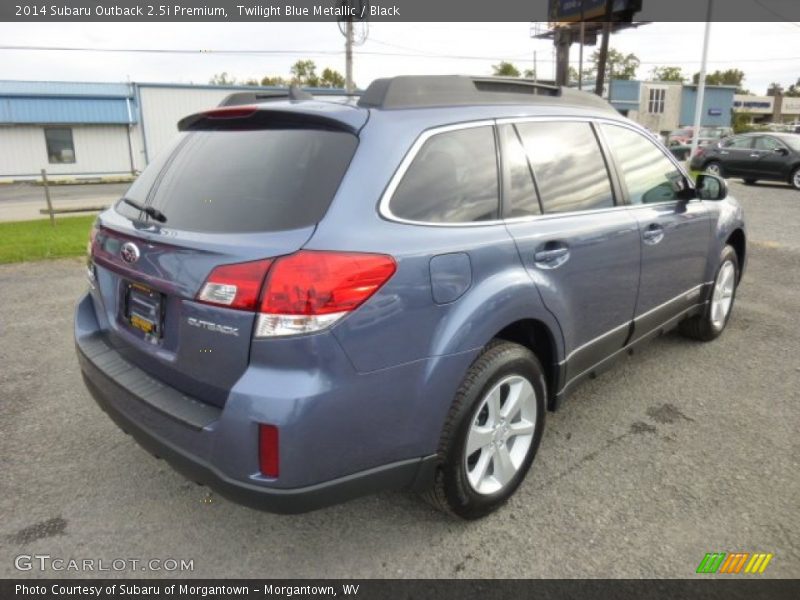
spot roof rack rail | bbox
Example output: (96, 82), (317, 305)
(357, 75), (616, 113)
(218, 84), (312, 107)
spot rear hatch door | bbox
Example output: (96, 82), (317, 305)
(89, 107), (362, 407)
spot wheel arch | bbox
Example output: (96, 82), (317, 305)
(726, 228), (746, 283)
(492, 318), (562, 411)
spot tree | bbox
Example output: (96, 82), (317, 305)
(290, 59), (320, 87)
(650, 66), (685, 82)
(585, 48), (640, 82)
(766, 82), (783, 97)
(492, 61), (521, 77)
(785, 78), (800, 97)
(693, 69), (749, 93)
(260, 75), (287, 87)
(319, 67), (346, 89)
(209, 72), (236, 85)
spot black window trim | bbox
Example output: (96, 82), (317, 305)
(379, 115), (697, 227)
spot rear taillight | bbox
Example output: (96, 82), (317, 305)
(197, 259), (273, 311)
(195, 251), (396, 337)
(255, 251), (396, 337)
(258, 424), (279, 478)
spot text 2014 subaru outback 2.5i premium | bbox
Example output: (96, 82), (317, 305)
(76, 76), (746, 518)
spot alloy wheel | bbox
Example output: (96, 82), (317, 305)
(711, 260), (736, 330)
(464, 375), (537, 495)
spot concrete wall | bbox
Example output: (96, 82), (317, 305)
(0, 124), (136, 179)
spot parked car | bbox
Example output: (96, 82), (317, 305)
(690, 132), (800, 189)
(75, 76), (747, 519)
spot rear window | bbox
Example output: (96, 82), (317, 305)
(116, 129), (358, 233)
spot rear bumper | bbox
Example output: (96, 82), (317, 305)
(74, 292), (448, 513)
(76, 336), (436, 513)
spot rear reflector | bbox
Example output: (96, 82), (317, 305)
(258, 424), (279, 478)
(197, 259), (273, 311)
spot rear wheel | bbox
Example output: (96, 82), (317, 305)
(790, 167), (800, 190)
(704, 161), (723, 177)
(743, 179), (757, 185)
(680, 245), (739, 342)
(423, 341), (546, 519)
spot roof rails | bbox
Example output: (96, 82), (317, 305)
(218, 84), (312, 107)
(357, 75), (616, 113)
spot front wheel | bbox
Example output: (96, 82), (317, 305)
(423, 341), (546, 519)
(680, 245), (739, 341)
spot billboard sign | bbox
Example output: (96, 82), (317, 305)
(549, 0), (642, 22)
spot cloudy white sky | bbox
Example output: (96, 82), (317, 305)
(0, 21), (798, 95)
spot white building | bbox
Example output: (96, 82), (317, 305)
(0, 81), (344, 182)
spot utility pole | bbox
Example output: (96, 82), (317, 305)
(345, 18), (354, 94)
(578, 1), (585, 89)
(690, 1), (714, 160)
(594, 0), (615, 97)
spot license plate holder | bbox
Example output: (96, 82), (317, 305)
(125, 282), (164, 339)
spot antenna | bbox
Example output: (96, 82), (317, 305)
(337, 0), (369, 93)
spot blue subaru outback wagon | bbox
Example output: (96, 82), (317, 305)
(76, 76), (746, 518)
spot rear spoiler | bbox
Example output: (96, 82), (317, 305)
(177, 106), (360, 134)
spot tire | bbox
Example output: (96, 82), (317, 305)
(790, 166), (800, 190)
(679, 245), (739, 342)
(743, 179), (757, 185)
(423, 340), (546, 519)
(704, 161), (723, 177)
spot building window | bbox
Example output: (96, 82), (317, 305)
(648, 88), (666, 114)
(44, 128), (76, 163)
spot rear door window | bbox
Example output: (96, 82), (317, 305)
(389, 126), (500, 223)
(116, 128), (358, 233)
(515, 121), (615, 214)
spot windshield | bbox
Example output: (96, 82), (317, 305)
(116, 128), (358, 233)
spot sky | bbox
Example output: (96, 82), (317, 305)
(0, 21), (798, 95)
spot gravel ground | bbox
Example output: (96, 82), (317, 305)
(0, 181), (798, 579)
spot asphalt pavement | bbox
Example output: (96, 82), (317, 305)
(0, 181), (798, 579)
(0, 183), (129, 222)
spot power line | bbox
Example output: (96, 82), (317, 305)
(0, 44), (798, 66)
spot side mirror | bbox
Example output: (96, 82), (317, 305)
(696, 173), (728, 201)
(774, 147), (789, 156)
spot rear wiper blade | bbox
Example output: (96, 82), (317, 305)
(121, 198), (167, 223)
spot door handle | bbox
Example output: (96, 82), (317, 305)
(534, 248), (568, 262)
(719, 150), (729, 155)
(642, 224), (664, 245)
(533, 244), (570, 268)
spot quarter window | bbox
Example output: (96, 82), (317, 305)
(601, 124), (684, 205)
(648, 88), (666, 114)
(45, 128), (76, 164)
(515, 121), (615, 214)
(389, 126), (500, 223)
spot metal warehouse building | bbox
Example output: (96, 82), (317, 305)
(0, 80), (344, 182)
